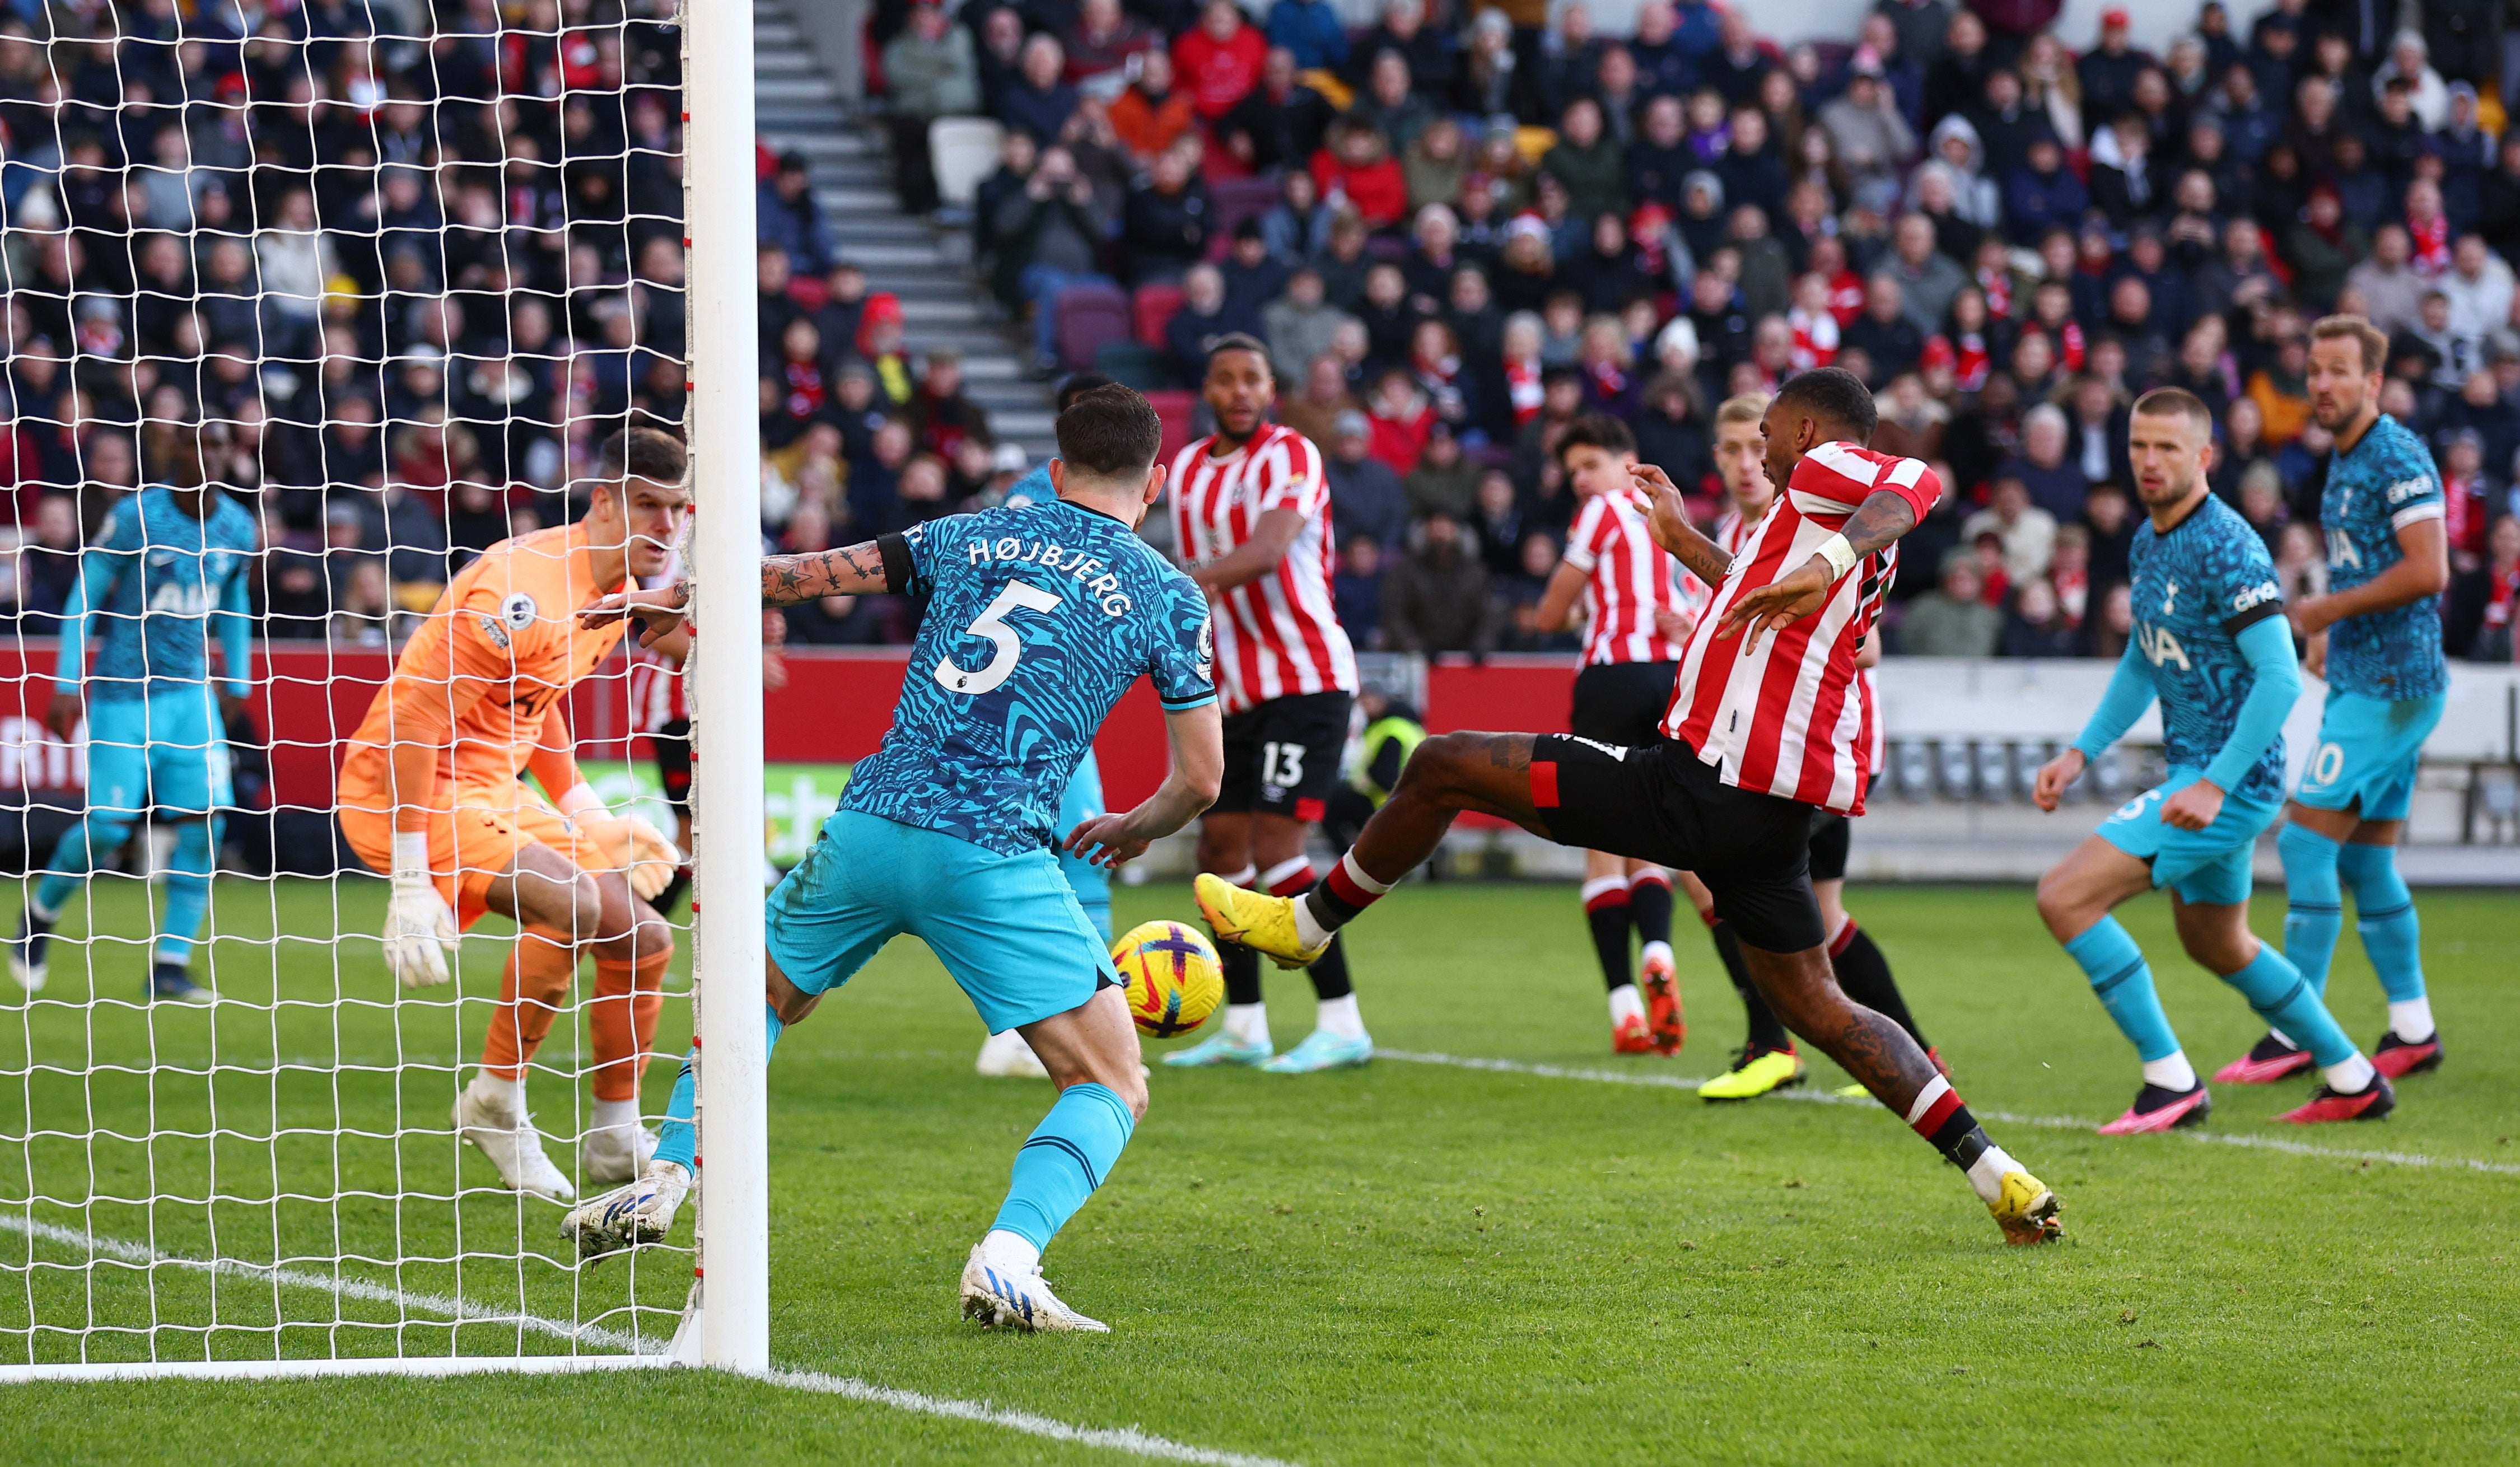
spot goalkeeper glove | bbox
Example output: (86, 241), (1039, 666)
(382, 830), (460, 988)
(583, 816), (683, 902)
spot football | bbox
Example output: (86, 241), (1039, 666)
(1112, 920), (1224, 1037)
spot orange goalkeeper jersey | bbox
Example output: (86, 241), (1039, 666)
(338, 522), (627, 809)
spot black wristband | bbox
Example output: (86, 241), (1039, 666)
(876, 533), (913, 595)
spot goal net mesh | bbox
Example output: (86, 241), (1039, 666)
(1, 0), (698, 1368)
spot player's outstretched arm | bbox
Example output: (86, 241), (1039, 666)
(1717, 487), (1921, 641)
(2290, 516), (2449, 637)
(2037, 640), (2157, 812)
(44, 549), (122, 739)
(1065, 703), (1225, 867)
(1628, 464), (1731, 589)
(1188, 508), (1305, 594)
(2162, 616), (2302, 831)
(580, 541), (895, 646)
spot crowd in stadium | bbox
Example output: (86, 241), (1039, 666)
(3, 0), (2519, 664)
(841, 0), (2520, 662)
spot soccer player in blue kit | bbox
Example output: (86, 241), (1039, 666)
(2219, 317), (2452, 1086)
(564, 386), (1224, 1332)
(2031, 388), (2395, 1133)
(11, 425), (256, 1003)
(978, 374), (1119, 1080)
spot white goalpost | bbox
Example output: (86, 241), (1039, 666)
(0, 0), (764, 1381)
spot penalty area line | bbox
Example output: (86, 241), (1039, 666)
(1374, 1050), (2520, 1177)
(1, 1215), (1306, 1466)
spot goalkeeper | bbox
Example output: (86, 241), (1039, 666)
(11, 423), (256, 1005)
(336, 427), (688, 1203)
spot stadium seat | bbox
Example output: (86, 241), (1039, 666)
(1210, 176), (1280, 240)
(1145, 388), (1198, 464)
(1093, 342), (1173, 389)
(1132, 282), (1185, 345)
(928, 116), (1004, 208)
(1053, 281), (1132, 371)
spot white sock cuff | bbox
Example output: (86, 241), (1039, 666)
(1315, 992), (1365, 1038)
(1259, 856), (1315, 891)
(1338, 851), (1394, 895)
(470, 1072), (525, 1108)
(1902, 1074), (1952, 1128)
(1580, 874), (1631, 904)
(1218, 865), (1258, 888)
(591, 1097), (641, 1130)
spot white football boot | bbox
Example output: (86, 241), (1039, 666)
(959, 1243), (1109, 1333)
(581, 1118), (660, 1185)
(562, 1158), (692, 1262)
(974, 1029), (1051, 1078)
(452, 1085), (574, 1202)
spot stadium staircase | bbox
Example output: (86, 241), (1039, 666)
(751, 0), (1061, 461)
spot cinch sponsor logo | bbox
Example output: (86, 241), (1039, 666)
(2232, 581), (2281, 613)
(2384, 476), (2432, 505)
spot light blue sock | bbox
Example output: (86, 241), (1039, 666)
(2277, 822), (2345, 998)
(32, 811), (136, 917)
(154, 817), (220, 969)
(654, 1003), (786, 1171)
(2337, 843), (2425, 1003)
(2064, 915), (2181, 1063)
(990, 1081), (1136, 1250)
(2219, 943), (2354, 1067)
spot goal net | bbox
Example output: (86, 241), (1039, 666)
(0, 0), (764, 1379)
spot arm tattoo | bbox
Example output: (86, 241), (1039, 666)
(1838, 490), (1921, 561)
(759, 540), (886, 606)
(1667, 530), (1733, 590)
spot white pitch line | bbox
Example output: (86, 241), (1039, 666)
(1374, 1050), (2520, 1176)
(0, 1213), (652, 1352)
(1, 1215), (1304, 1466)
(755, 1368), (1304, 1467)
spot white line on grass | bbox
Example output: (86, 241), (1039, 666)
(1374, 1050), (2520, 1176)
(1, 1215), (1304, 1466)
(755, 1368), (1303, 1467)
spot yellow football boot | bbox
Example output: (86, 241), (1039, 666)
(1192, 873), (1329, 968)
(1696, 1046), (1805, 1101)
(1988, 1169), (2063, 1245)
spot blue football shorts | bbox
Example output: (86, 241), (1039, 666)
(2292, 689), (2445, 824)
(84, 688), (230, 819)
(2096, 768), (2281, 908)
(766, 809), (1120, 1034)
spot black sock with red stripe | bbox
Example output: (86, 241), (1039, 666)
(1712, 919), (1790, 1053)
(1266, 859), (1354, 1001)
(1627, 871), (1674, 950)
(1830, 921), (1928, 1050)
(1903, 1074), (1993, 1175)
(1583, 877), (1632, 993)
(1301, 852), (1392, 931)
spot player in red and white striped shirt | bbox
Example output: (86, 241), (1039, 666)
(1161, 334), (1374, 1075)
(1529, 417), (1704, 1055)
(1682, 399), (1948, 1101)
(1197, 368), (2062, 1245)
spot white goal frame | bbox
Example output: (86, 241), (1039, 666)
(0, 0), (766, 1385)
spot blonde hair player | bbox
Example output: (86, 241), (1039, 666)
(335, 426), (689, 1201)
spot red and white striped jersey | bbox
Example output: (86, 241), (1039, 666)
(1169, 423), (1357, 714)
(626, 547), (688, 734)
(1562, 490), (1691, 666)
(1666, 441), (1938, 815)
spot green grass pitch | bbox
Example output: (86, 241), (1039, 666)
(6, 876), (2518, 1463)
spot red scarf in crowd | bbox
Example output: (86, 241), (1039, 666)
(2444, 474), (2488, 554)
(1977, 265), (2012, 321)
(1505, 358), (1543, 424)
(2410, 209), (2451, 275)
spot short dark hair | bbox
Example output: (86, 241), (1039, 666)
(1054, 384), (1164, 480)
(1556, 413), (1637, 465)
(1054, 371), (1118, 413)
(2130, 385), (2214, 434)
(1774, 366), (1878, 442)
(600, 426), (687, 482)
(1206, 332), (1272, 371)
